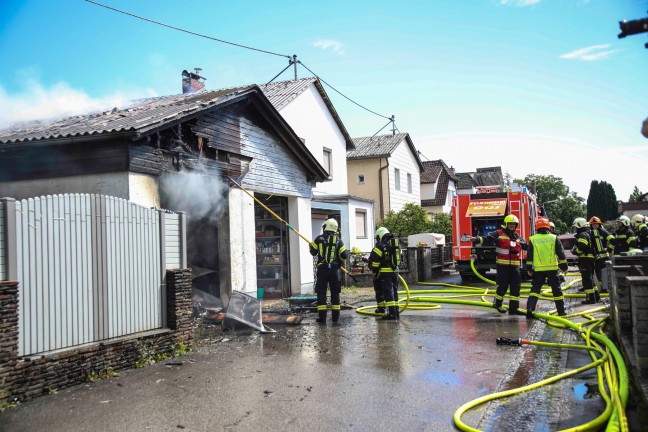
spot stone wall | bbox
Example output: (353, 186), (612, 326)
(0, 269), (193, 405)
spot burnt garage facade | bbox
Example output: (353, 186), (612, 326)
(0, 85), (329, 306)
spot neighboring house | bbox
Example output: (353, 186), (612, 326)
(262, 78), (375, 252)
(347, 133), (424, 221)
(420, 159), (458, 216)
(0, 76), (329, 303)
(620, 192), (648, 218)
(455, 166), (504, 195)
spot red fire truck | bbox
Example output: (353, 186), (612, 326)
(451, 187), (543, 281)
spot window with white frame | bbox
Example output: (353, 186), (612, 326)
(394, 168), (400, 190)
(358, 174), (365, 184)
(355, 210), (367, 238)
(323, 148), (332, 176)
(407, 173), (412, 193)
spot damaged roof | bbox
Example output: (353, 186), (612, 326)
(455, 166), (504, 189)
(261, 78), (355, 150)
(0, 86), (257, 144)
(348, 133), (424, 171)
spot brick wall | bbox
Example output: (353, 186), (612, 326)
(0, 269), (193, 404)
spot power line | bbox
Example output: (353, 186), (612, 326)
(298, 61), (392, 120)
(85, 0), (292, 59)
(86, 1), (394, 125)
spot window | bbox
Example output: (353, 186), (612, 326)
(355, 210), (367, 238)
(407, 173), (412, 193)
(358, 174), (365, 184)
(323, 148), (332, 176)
(394, 168), (400, 190)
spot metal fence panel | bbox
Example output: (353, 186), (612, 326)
(0, 194), (183, 357)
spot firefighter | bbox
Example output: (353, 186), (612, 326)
(548, 220), (566, 285)
(631, 214), (648, 250)
(309, 218), (349, 323)
(588, 216), (614, 293)
(368, 227), (401, 320)
(572, 217), (599, 304)
(525, 218), (569, 317)
(471, 214), (527, 315)
(609, 215), (637, 256)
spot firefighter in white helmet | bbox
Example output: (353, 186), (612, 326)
(609, 215), (637, 255)
(368, 227), (401, 320)
(571, 217), (599, 304)
(631, 214), (648, 250)
(309, 218), (349, 323)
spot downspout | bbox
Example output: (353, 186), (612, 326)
(378, 158), (389, 219)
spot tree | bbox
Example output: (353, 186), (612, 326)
(428, 213), (452, 239)
(629, 186), (644, 203)
(514, 174), (582, 232)
(379, 203), (437, 238)
(586, 180), (618, 222)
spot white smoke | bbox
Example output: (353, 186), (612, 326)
(160, 171), (229, 224)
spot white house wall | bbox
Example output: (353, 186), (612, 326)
(348, 198), (375, 253)
(0, 172), (130, 201)
(388, 140), (421, 213)
(288, 196), (315, 295)
(277, 85), (348, 195)
(128, 172), (160, 209)
(228, 188), (257, 298)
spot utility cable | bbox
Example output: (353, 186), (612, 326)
(85, 0), (292, 59)
(298, 61), (392, 120)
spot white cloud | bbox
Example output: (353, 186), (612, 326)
(312, 39), (345, 55)
(416, 131), (648, 201)
(0, 80), (155, 129)
(498, 0), (541, 6)
(560, 44), (617, 61)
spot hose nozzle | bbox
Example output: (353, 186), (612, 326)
(496, 337), (522, 346)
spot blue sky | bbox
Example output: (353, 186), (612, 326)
(1, 0), (647, 201)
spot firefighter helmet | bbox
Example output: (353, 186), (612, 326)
(549, 221), (556, 231)
(535, 218), (551, 231)
(616, 215), (631, 227)
(572, 217), (588, 229)
(631, 214), (645, 228)
(322, 218), (338, 233)
(589, 216), (602, 225)
(375, 227), (390, 242)
(501, 214), (519, 229)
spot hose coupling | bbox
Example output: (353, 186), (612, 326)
(496, 337), (522, 346)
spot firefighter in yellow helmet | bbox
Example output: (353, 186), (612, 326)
(588, 216), (614, 293)
(525, 218), (569, 317)
(471, 214), (527, 315)
(572, 217), (599, 304)
(631, 214), (648, 250)
(368, 227), (401, 320)
(309, 218), (349, 323)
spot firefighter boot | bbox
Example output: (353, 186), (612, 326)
(594, 290), (601, 303)
(508, 301), (525, 316)
(493, 299), (507, 314)
(555, 298), (567, 316)
(382, 306), (399, 320)
(332, 310), (340, 323)
(316, 311), (327, 323)
(375, 307), (386, 314)
(581, 294), (596, 305)
(526, 307), (535, 319)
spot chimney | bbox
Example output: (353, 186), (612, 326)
(182, 68), (206, 94)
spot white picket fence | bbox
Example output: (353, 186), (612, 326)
(0, 194), (186, 356)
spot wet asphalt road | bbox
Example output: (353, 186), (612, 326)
(0, 273), (616, 432)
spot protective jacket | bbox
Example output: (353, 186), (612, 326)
(636, 223), (648, 250)
(610, 226), (636, 255)
(476, 228), (527, 267)
(573, 227), (595, 261)
(368, 234), (400, 273)
(310, 232), (349, 267)
(590, 226), (613, 259)
(526, 230), (568, 272)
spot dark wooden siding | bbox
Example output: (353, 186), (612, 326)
(0, 140), (128, 182)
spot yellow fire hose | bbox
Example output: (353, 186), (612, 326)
(355, 258), (627, 431)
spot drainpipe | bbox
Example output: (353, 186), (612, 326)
(378, 158), (389, 219)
